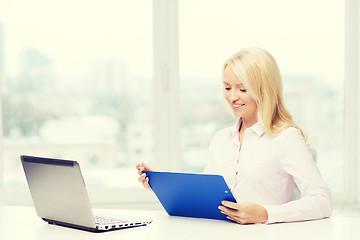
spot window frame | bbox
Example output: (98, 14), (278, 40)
(343, 0), (360, 206)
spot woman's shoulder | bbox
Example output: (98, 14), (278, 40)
(276, 126), (306, 144)
(282, 126), (302, 135)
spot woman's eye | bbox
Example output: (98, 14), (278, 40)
(240, 89), (247, 92)
(224, 87), (231, 91)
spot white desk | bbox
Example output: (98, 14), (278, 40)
(1, 206), (360, 240)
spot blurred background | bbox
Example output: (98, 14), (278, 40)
(0, 0), (348, 206)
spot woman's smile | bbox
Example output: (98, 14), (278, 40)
(232, 102), (245, 110)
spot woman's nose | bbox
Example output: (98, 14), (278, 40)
(229, 90), (240, 102)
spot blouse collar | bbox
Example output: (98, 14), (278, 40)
(229, 118), (265, 138)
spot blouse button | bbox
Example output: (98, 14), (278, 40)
(236, 171), (238, 175)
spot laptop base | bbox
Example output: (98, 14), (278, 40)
(43, 218), (148, 232)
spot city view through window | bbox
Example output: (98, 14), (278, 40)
(0, 0), (154, 190)
(0, 0), (344, 195)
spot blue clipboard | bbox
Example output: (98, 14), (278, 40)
(143, 171), (237, 221)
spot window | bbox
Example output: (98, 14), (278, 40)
(1, 0), (358, 207)
(179, 0), (345, 194)
(0, 0), (153, 196)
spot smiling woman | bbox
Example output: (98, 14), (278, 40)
(205, 47), (332, 224)
(138, 47), (333, 224)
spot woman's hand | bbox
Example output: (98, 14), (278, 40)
(136, 162), (156, 190)
(219, 201), (268, 224)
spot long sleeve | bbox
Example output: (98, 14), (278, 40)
(264, 128), (332, 224)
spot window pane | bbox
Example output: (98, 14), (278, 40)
(179, 0), (344, 193)
(0, 0), (153, 190)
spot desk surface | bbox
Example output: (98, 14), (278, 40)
(1, 206), (360, 240)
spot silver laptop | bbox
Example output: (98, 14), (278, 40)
(21, 155), (152, 232)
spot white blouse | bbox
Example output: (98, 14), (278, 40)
(204, 119), (332, 224)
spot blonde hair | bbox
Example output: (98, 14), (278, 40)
(224, 47), (306, 141)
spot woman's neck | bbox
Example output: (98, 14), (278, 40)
(239, 117), (258, 132)
(238, 118), (258, 145)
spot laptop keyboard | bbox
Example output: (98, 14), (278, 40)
(94, 216), (128, 225)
